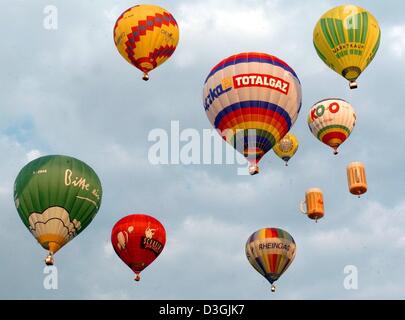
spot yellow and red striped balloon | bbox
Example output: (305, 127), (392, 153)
(308, 98), (356, 154)
(113, 5), (179, 80)
(246, 228), (296, 292)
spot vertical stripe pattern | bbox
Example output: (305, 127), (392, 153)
(246, 228), (296, 285)
(313, 5), (381, 85)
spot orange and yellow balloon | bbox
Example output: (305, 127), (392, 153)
(114, 5), (179, 81)
(308, 98), (356, 155)
(313, 5), (381, 89)
(347, 162), (368, 197)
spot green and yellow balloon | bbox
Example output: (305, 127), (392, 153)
(313, 5), (381, 89)
(14, 155), (102, 265)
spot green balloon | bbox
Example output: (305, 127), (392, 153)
(14, 155), (102, 262)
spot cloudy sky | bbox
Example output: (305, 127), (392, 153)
(0, 0), (404, 299)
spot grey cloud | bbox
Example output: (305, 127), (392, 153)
(0, 0), (404, 299)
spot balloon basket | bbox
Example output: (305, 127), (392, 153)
(248, 165), (259, 175)
(142, 73), (149, 81)
(271, 285), (276, 293)
(349, 81), (358, 89)
(45, 253), (54, 266)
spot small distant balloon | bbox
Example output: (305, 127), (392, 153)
(308, 98), (356, 155)
(273, 133), (299, 166)
(300, 188), (324, 222)
(347, 162), (368, 197)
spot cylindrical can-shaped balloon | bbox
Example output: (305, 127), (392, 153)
(300, 188), (324, 221)
(347, 162), (367, 196)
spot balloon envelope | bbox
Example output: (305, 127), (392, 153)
(273, 133), (299, 165)
(14, 155), (102, 263)
(203, 52), (302, 174)
(114, 4), (179, 80)
(246, 228), (296, 289)
(111, 214), (166, 281)
(347, 162), (367, 196)
(308, 98), (356, 154)
(313, 4), (381, 89)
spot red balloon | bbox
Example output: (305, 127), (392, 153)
(111, 214), (166, 281)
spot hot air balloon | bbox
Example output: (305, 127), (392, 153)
(111, 214), (166, 282)
(114, 4), (179, 81)
(203, 52), (302, 175)
(14, 155), (102, 265)
(245, 228), (296, 292)
(308, 98), (356, 155)
(347, 162), (367, 197)
(273, 133), (299, 166)
(313, 4), (381, 89)
(299, 188), (324, 222)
